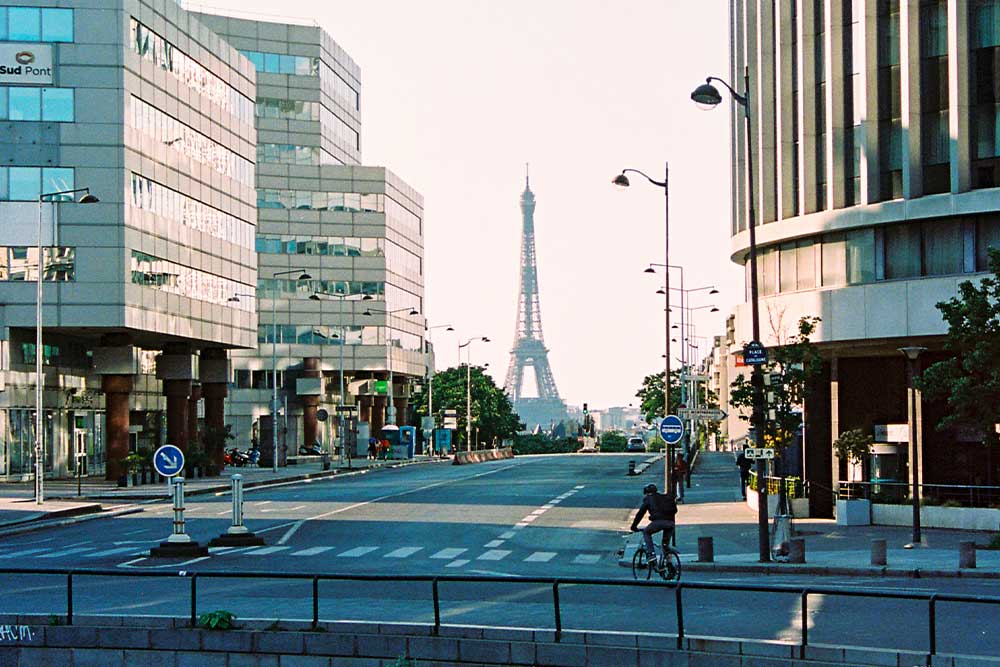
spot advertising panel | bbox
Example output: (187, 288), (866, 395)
(0, 44), (53, 85)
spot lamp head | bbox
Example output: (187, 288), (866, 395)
(898, 346), (928, 361)
(612, 173), (630, 187)
(709, 288), (719, 295)
(227, 296), (240, 303)
(78, 192), (100, 204)
(643, 266), (656, 274)
(297, 272), (312, 281)
(362, 309), (373, 316)
(446, 326), (454, 331)
(691, 80), (723, 109)
(362, 294), (374, 301)
(655, 288), (666, 295)
(309, 293), (321, 301)
(408, 308), (419, 315)
(710, 307), (719, 313)
(482, 337), (490, 342)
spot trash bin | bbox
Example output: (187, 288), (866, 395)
(771, 514), (792, 560)
(321, 453), (330, 471)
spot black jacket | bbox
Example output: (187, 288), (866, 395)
(631, 492), (677, 530)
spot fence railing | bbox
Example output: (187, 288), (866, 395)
(1, 567), (999, 660)
(837, 480), (1000, 509)
(747, 472), (805, 499)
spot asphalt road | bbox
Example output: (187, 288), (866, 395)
(0, 454), (997, 659)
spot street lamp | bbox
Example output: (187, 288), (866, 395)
(363, 306), (420, 426)
(308, 291), (356, 466)
(614, 164), (670, 493)
(262, 269), (311, 472)
(35, 187), (99, 505)
(426, 324), (454, 454)
(692, 67), (770, 562)
(899, 345), (927, 546)
(458, 336), (489, 452)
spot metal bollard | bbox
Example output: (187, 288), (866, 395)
(227, 474), (249, 535)
(697, 536), (714, 562)
(871, 539), (887, 566)
(167, 477), (191, 544)
(959, 541), (977, 569)
(789, 538), (806, 564)
(628, 461), (636, 476)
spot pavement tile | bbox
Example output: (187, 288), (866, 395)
(43, 625), (98, 648)
(98, 627), (150, 649)
(353, 634), (406, 659)
(201, 628), (254, 652)
(740, 640), (797, 658)
(16, 648), (72, 667)
(509, 640), (536, 665)
(687, 652), (740, 667)
(638, 650), (688, 667)
(229, 655), (279, 667)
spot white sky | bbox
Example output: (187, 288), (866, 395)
(201, 0), (741, 410)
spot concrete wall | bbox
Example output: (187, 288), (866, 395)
(0, 614), (986, 667)
(872, 503), (1000, 531)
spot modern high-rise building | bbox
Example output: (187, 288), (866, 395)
(0, 0), (257, 480)
(724, 0), (1000, 516)
(192, 12), (426, 461)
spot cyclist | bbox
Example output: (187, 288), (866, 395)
(630, 483), (678, 570)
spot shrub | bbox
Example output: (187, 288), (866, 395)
(599, 432), (628, 452)
(198, 610), (236, 631)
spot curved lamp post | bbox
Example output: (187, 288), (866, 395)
(458, 336), (490, 452)
(614, 165), (671, 493)
(36, 188), (99, 505)
(692, 67), (771, 562)
(363, 306), (420, 427)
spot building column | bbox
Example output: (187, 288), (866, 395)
(830, 356), (842, 495)
(102, 374), (132, 482)
(798, 0), (820, 214)
(200, 348), (230, 472)
(301, 357), (322, 449)
(948, 0), (971, 193)
(900, 0), (924, 198)
(188, 383), (201, 450)
(157, 344), (196, 454)
(824, 0), (849, 209)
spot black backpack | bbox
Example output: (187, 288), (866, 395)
(650, 492), (677, 521)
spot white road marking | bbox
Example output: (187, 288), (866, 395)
(573, 554), (600, 564)
(445, 559), (469, 568)
(484, 540), (504, 548)
(384, 547), (422, 558)
(215, 509), (231, 516)
(524, 552), (556, 563)
(287, 505), (306, 511)
(276, 520), (305, 545)
(82, 547), (144, 558)
(548, 499), (562, 504)
(243, 546), (290, 555)
(514, 523), (529, 529)
(520, 515), (538, 523)
(117, 556), (210, 569)
(430, 548), (466, 559)
(39, 547), (96, 559)
(256, 501), (272, 506)
(291, 546), (335, 556)
(574, 485), (585, 490)
(499, 532), (515, 539)
(541, 504), (554, 510)
(477, 550), (511, 561)
(0, 548), (51, 559)
(208, 547), (234, 554)
(531, 509), (547, 515)
(337, 546), (378, 558)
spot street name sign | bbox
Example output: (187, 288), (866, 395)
(744, 447), (775, 459)
(153, 444), (184, 477)
(678, 407), (728, 421)
(680, 374), (709, 383)
(659, 415), (685, 444)
(743, 341), (768, 365)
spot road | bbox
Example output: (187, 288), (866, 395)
(0, 453), (997, 659)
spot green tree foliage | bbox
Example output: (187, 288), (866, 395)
(635, 370), (682, 423)
(730, 316), (822, 453)
(599, 432), (628, 452)
(833, 428), (874, 466)
(512, 434), (579, 455)
(411, 366), (522, 447)
(919, 248), (1000, 447)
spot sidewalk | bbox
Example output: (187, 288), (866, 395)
(621, 450), (1000, 578)
(0, 455), (445, 534)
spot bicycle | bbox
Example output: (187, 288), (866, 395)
(631, 530), (681, 581)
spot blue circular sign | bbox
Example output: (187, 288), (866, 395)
(659, 415), (685, 445)
(153, 444), (185, 477)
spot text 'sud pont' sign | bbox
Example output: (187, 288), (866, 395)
(0, 44), (53, 84)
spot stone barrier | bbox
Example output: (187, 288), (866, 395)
(697, 536), (714, 563)
(452, 447), (514, 465)
(871, 539), (887, 566)
(960, 541), (977, 569)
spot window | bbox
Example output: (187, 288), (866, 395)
(846, 228), (875, 284)
(923, 220), (964, 275)
(796, 240), (816, 290)
(779, 242), (798, 293)
(0, 247), (75, 282)
(822, 233), (847, 286)
(40, 88), (73, 121)
(8, 88), (39, 121)
(976, 216), (1000, 270)
(0, 87), (74, 122)
(920, 0), (950, 194)
(970, 0), (1000, 188)
(0, 6), (72, 42)
(885, 225), (922, 278)
(0, 167), (73, 201)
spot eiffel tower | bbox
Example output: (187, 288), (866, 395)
(504, 167), (566, 431)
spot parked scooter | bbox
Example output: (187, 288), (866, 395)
(225, 447), (249, 467)
(298, 442), (323, 456)
(246, 446), (261, 467)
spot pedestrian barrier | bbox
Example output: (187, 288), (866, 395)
(2, 566), (999, 662)
(452, 447), (514, 465)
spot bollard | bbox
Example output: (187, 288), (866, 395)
(789, 538), (806, 564)
(209, 474), (265, 548)
(628, 460), (636, 476)
(871, 539), (887, 566)
(959, 541), (977, 569)
(150, 477), (208, 557)
(697, 536), (714, 562)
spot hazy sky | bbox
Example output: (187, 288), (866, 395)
(198, 0), (740, 410)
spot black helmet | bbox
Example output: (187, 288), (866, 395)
(643, 483), (657, 495)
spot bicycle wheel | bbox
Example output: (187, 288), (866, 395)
(659, 550), (681, 581)
(632, 548), (652, 580)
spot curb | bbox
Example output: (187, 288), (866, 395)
(0, 505), (143, 538)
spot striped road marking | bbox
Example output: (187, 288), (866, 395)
(38, 547), (96, 559)
(338, 546), (378, 558)
(292, 547), (335, 556)
(430, 548), (466, 560)
(384, 547), (422, 558)
(244, 546), (291, 555)
(477, 550), (511, 561)
(82, 547), (146, 558)
(484, 540), (504, 548)
(524, 552), (556, 563)
(573, 554), (601, 564)
(445, 559), (469, 568)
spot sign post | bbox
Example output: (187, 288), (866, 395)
(659, 415), (685, 492)
(150, 446), (208, 557)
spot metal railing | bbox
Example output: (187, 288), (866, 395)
(837, 480), (1000, 509)
(1, 567), (999, 660)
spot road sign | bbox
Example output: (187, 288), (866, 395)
(659, 415), (685, 444)
(153, 444), (185, 477)
(421, 416), (434, 431)
(678, 407), (728, 421)
(681, 374), (709, 383)
(316, 408), (329, 422)
(744, 447), (775, 459)
(443, 417), (458, 429)
(743, 341), (767, 365)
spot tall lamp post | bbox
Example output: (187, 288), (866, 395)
(613, 164), (670, 493)
(692, 67), (771, 561)
(363, 306), (420, 427)
(308, 291), (357, 465)
(265, 269), (311, 472)
(899, 346), (927, 546)
(426, 324), (454, 454)
(458, 336), (489, 452)
(36, 187), (100, 505)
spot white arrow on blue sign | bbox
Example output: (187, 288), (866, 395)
(153, 444), (185, 477)
(658, 415), (685, 445)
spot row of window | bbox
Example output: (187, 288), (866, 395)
(386, 197), (423, 240)
(256, 143), (339, 166)
(129, 96), (254, 186)
(0, 87), (73, 122)
(256, 235), (383, 257)
(239, 50), (360, 112)
(256, 188), (381, 212)
(130, 251), (254, 311)
(0, 166), (73, 201)
(0, 6), (72, 42)
(257, 278), (384, 299)
(256, 324), (422, 351)
(129, 19), (253, 124)
(256, 98), (360, 153)
(0, 247), (74, 281)
(752, 215), (1000, 297)
(129, 173), (255, 250)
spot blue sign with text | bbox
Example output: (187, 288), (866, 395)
(659, 415), (685, 445)
(153, 444), (184, 477)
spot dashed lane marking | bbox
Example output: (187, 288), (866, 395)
(478, 550), (511, 561)
(524, 552), (557, 563)
(384, 547), (423, 558)
(445, 559), (469, 568)
(484, 540), (504, 548)
(573, 554), (601, 564)
(243, 546), (290, 555)
(291, 547), (335, 556)
(430, 548), (466, 559)
(337, 546), (378, 558)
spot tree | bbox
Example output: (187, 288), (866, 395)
(635, 370), (682, 423)
(918, 248), (1000, 484)
(729, 315), (822, 510)
(833, 428), (873, 467)
(410, 366), (522, 447)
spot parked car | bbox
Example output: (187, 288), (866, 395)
(626, 437), (646, 452)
